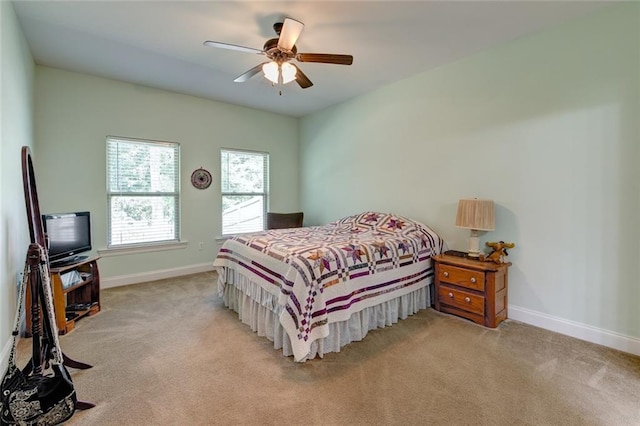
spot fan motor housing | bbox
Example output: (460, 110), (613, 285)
(263, 38), (297, 61)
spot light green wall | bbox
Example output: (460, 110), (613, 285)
(34, 67), (299, 279)
(300, 4), (640, 338)
(1, 1), (35, 364)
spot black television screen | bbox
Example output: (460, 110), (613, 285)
(42, 211), (92, 266)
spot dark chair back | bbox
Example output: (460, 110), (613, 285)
(266, 212), (304, 230)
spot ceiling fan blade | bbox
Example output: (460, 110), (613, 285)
(203, 40), (264, 55)
(234, 62), (268, 83)
(277, 18), (304, 53)
(292, 64), (313, 89)
(296, 53), (353, 65)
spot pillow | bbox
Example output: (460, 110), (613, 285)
(333, 212), (418, 231)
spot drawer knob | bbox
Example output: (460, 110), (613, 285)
(464, 297), (471, 303)
(443, 271), (449, 277)
(470, 277), (477, 283)
(448, 292), (454, 298)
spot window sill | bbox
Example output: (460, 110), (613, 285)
(215, 236), (229, 245)
(98, 241), (188, 257)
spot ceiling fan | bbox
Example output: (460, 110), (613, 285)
(203, 17), (353, 89)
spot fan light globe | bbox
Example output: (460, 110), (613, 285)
(262, 62), (279, 84)
(281, 62), (297, 84)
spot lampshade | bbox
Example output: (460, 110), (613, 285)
(455, 198), (495, 257)
(281, 62), (297, 84)
(262, 62), (279, 84)
(455, 198), (495, 231)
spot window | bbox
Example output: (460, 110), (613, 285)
(221, 149), (269, 235)
(107, 136), (180, 248)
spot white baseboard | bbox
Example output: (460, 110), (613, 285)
(101, 262), (215, 289)
(509, 304), (640, 357)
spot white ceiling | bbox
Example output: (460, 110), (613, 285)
(13, 1), (611, 117)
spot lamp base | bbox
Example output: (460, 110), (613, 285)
(467, 230), (481, 258)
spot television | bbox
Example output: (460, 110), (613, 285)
(42, 211), (92, 267)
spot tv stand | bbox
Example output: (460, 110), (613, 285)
(26, 256), (101, 335)
(50, 255), (89, 268)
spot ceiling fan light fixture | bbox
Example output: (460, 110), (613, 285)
(262, 61), (279, 84)
(205, 17), (352, 90)
(281, 62), (297, 84)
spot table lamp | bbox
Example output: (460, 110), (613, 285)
(455, 198), (495, 257)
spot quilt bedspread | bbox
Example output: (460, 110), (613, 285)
(213, 211), (444, 361)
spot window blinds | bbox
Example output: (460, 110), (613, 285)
(220, 149), (269, 235)
(107, 136), (180, 247)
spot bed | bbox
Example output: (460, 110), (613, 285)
(213, 211), (444, 362)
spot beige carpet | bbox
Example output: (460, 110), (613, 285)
(17, 272), (640, 425)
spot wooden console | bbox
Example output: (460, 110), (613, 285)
(26, 256), (100, 335)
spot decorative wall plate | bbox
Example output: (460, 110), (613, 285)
(191, 167), (212, 189)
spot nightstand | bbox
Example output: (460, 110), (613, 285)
(433, 254), (511, 328)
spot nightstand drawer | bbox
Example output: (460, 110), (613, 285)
(438, 285), (485, 316)
(437, 264), (485, 291)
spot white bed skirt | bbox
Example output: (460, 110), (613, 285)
(219, 271), (432, 362)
